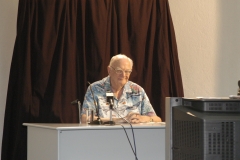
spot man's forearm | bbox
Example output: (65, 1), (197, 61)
(83, 114), (162, 124)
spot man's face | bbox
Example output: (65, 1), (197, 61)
(108, 58), (132, 87)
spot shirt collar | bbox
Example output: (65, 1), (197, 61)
(103, 76), (132, 93)
(103, 76), (112, 93)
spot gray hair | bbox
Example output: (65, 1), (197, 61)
(109, 54), (133, 67)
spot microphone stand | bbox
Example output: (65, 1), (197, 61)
(104, 99), (115, 125)
(71, 99), (82, 124)
(88, 100), (103, 125)
(88, 82), (103, 125)
(77, 101), (82, 124)
(89, 116), (103, 125)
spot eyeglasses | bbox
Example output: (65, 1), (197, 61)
(110, 66), (132, 75)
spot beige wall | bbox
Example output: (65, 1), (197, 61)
(1, 0), (240, 157)
(169, 0), (240, 97)
(0, 0), (18, 157)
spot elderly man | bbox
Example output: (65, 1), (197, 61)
(82, 54), (161, 123)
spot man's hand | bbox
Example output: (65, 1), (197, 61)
(125, 112), (162, 123)
(125, 112), (151, 123)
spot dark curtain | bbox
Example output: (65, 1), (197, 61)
(1, 0), (184, 159)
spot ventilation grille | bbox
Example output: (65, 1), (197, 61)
(173, 120), (202, 160)
(174, 120), (201, 148)
(209, 122), (234, 160)
(207, 132), (221, 155)
(173, 152), (201, 160)
(173, 121), (236, 160)
(222, 122), (234, 160)
(208, 102), (240, 111)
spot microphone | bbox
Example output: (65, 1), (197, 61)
(87, 81), (103, 125)
(106, 92), (114, 109)
(110, 99), (113, 107)
(104, 92), (115, 125)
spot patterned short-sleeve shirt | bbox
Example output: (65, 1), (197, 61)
(82, 76), (156, 118)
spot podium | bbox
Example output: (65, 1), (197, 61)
(23, 123), (165, 160)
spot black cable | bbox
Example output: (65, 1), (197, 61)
(120, 125), (137, 158)
(113, 109), (138, 160)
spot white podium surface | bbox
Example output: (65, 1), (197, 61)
(23, 122), (165, 160)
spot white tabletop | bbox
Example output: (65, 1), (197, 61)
(23, 122), (166, 130)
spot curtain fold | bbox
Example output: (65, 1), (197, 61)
(1, 0), (184, 159)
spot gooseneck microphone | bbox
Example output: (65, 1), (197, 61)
(71, 99), (82, 124)
(87, 81), (103, 125)
(104, 92), (115, 125)
(71, 99), (79, 105)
